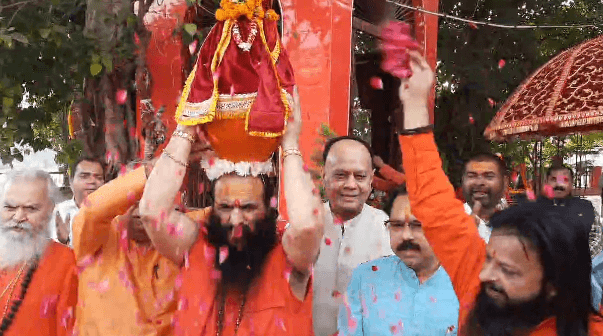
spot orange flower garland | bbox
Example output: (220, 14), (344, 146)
(215, 0), (279, 21)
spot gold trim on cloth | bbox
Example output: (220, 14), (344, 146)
(175, 20), (234, 126)
(485, 108), (603, 140)
(176, 18), (285, 129)
(244, 19), (290, 138)
(178, 90), (294, 122)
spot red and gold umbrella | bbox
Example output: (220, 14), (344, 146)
(485, 34), (603, 141)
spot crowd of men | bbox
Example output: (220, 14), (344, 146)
(1, 52), (603, 336)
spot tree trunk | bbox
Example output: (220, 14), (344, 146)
(70, 0), (155, 177)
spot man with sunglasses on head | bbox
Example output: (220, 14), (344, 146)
(338, 185), (459, 335)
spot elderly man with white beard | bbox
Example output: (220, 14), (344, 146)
(0, 170), (77, 336)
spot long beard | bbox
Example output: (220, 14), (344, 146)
(0, 222), (50, 269)
(206, 211), (278, 290)
(465, 284), (552, 336)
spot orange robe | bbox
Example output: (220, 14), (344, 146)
(72, 167), (208, 336)
(0, 242), (77, 336)
(174, 233), (314, 335)
(399, 133), (603, 335)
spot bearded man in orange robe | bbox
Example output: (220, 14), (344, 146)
(0, 170), (77, 336)
(139, 89), (323, 336)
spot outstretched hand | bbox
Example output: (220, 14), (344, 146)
(395, 51), (434, 130)
(56, 212), (70, 245)
(398, 51), (435, 106)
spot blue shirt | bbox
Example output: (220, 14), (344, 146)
(592, 252), (603, 309)
(338, 255), (459, 336)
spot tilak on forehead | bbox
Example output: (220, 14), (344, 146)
(467, 161), (498, 173)
(404, 203), (411, 222)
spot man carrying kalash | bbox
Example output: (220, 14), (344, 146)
(139, 88), (323, 336)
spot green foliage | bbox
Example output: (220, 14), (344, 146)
(309, 123), (338, 201)
(0, 0), (90, 166)
(434, 0), (603, 187)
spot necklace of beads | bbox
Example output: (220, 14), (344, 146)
(0, 260), (38, 335)
(216, 285), (248, 336)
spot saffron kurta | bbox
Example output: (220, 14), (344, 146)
(0, 242), (77, 336)
(72, 167), (208, 336)
(399, 132), (603, 335)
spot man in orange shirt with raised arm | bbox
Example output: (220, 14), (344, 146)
(395, 51), (603, 335)
(72, 161), (208, 336)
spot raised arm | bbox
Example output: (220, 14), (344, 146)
(138, 128), (208, 265)
(72, 167), (146, 259)
(281, 88), (325, 275)
(395, 52), (485, 298)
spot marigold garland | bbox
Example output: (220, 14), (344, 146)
(215, 0), (279, 21)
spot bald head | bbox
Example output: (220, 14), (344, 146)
(323, 139), (374, 221)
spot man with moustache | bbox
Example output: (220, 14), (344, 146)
(394, 51), (603, 335)
(313, 136), (393, 336)
(538, 165), (602, 257)
(462, 153), (509, 242)
(338, 186), (458, 335)
(0, 169), (77, 335)
(51, 156), (105, 247)
(71, 160), (209, 336)
(139, 90), (324, 336)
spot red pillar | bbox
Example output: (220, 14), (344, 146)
(278, 0), (355, 217)
(413, 0), (439, 123)
(280, 0), (354, 159)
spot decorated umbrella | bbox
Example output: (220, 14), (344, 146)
(485, 34), (603, 141)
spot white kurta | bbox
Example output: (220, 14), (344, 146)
(464, 202), (491, 242)
(312, 202), (393, 336)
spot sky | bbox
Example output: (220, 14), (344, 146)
(0, 147), (63, 187)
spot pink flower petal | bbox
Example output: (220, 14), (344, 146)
(40, 295), (59, 318)
(210, 269), (222, 280)
(188, 40), (198, 55)
(184, 251), (190, 269)
(174, 274), (183, 289)
(178, 297), (189, 310)
(219, 246), (229, 264)
(370, 77), (383, 90)
(498, 59), (506, 69)
(116, 89), (127, 105)
(270, 197), (278, 208)
(233, 225), (243, 238)
(543, 184), (555, 198)
(325, 237), (332, 246)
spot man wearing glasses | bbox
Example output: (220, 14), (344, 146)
(338, 186), (459, 335)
